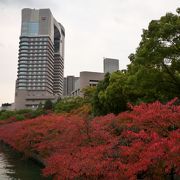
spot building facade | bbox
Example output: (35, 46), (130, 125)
(63, 76), (79, 96)
(0, 103), (15, 111)
(103, 58), (119, 73)
(72, 71), (105, 96)
(15, 8), (65, 109)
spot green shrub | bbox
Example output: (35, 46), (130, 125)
(28, 109), (45, 118)
(0, 110), (15, 120)
(44, 100), (53, 110)
(55, 97), (84, 113)
(15, 114), (25, 121)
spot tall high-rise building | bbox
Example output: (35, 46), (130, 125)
(103, 58), (119, 73)
(15, 8), (65, 109)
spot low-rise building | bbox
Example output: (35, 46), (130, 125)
(63, 76), (79, 96)
(1, 103), (15, 111)
(72, 71), (105, 96)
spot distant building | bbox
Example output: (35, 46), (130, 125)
(63, 77), (67, 96)
(63, 76), (79, 96)
(15, 8), (65, 110)
(103, 58), (119, 73)
(72, 71), (105, 96)
(1, 103), (15, 111)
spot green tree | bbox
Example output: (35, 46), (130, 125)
(91, 9), (180, 116)
(55, 97), (84, 113)
(92, 72), (128, 116)
(38, 102), (43, 109)
(81, 86), (96, 103)
(43, 100), (53, 110)
(128, 9), (180, 102)
(92, 73), (110, 116)
(105, 71), (128, 114)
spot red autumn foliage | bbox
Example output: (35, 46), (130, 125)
(0, 99), (179, 179)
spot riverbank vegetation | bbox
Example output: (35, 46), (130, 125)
(0, 108), (46, 124)
(0, 8), (179, 179)
(0, 99), (179, 179)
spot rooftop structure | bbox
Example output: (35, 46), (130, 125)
(103, 58), (119, 73)
(63, 76), (79, 96)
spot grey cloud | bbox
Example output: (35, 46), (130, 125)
(0, 0), (35, 5)
(0, 0), (57, 7)
(0, 43), (4, 48)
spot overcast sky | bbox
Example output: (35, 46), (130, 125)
(0, 0), (179, 105)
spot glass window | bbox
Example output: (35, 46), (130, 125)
(22, 21), (39, 36)
(19, 75), (26, 78)
(18, 87), (26, 90)
(20, 57), (28, 60)
(19, 64), (27, 67)
(19, 68), (27, 71)
(18, 83), (26, 86)
(19, 61), (27, 64)
(21, 37), (28, 41)
(20, 53), (28, 56)
(21, 50), (28, 53)
(18, 79), (26, 82)
(21, 45), (28, 49)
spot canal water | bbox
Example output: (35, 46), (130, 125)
(0, 144), (52, 180)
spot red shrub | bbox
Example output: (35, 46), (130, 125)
(0, 99), (179, 179)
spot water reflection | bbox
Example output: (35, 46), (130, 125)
(0, 144), (52, 180)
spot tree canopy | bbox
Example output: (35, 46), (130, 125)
(92, 8), (180, 116)
(128, 9), (180, 102)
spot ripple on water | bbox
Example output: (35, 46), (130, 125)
(0, 144), (52, 180)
